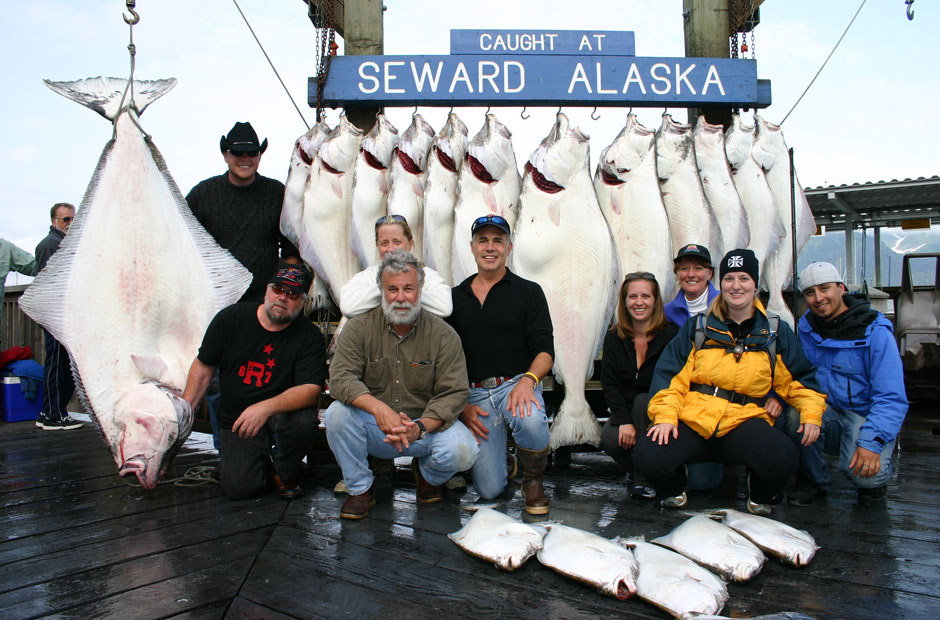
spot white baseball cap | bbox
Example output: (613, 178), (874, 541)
(799, 262), (843, 292)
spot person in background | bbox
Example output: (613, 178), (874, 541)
(340, 214), (451, 318)
(633, 249), (826, 515)
(34, 203), (82, 431)
(446, 215), (554, 515)
(181, 263), (326, 500)
(782, 262), (908, 506)
(600, 271), (678, 499)
(0, 238), (37, 347)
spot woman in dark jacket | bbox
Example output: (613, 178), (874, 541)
(600, 271), (678, 498)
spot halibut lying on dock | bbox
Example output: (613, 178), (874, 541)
(653, 515), (765, 582)
(21, 77), (251, 489)
(706, 509), (820, 567)
(537, 524), (638, 600)
(447, 508), (546, 571)
(621, 539), (728, 619)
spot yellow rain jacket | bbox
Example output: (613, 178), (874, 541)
(648, 303), (826, 438)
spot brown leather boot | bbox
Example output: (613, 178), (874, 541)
(518, 447), (551, 515)
(412, 459), (443, 504)
(340, 484), (375, 519)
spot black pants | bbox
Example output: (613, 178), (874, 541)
(42, 329), (74, 419)
(631, 418), (798, 504)
(219, 407), (318, 500)
(599, 393), (651, 471)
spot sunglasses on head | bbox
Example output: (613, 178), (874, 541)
(473, 214), (508, 227)
(230, 150), (260, 158)
(270, 283), (303, 300)
(375, 214), (407, 226)
(624, 271), (656, 283)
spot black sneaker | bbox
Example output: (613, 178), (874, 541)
(35, 412), (50, 428)
(788, 476), (826, 506)
(40, 415), (84, 431)
(857, 485), (887, 504)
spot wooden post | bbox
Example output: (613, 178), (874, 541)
(343, 0), (383, 133)
(683, 0), (732, 128)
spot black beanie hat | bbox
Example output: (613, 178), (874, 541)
(719, 248), (760, 285)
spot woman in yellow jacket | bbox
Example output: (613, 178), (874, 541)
(632, 249), (826, 515)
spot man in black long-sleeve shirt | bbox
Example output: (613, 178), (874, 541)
(35, 202), (82, 431)
(446, 215), (555, 514)
(186, 122), (299, 303)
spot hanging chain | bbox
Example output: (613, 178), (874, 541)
(311, 0), (337, 123)
(748, 0), (757, 59)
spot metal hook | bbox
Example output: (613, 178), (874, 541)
(485, 106), (491, 116)
(557, 105), (563, 116)
(123, 0), (140, 25)
(520, 106), (530, 120)
(662, 107), (669, 117)
(413, 105), (418, 117)
(591, 107), (601, 121)
(906, 0), (915, 20)
(448, 106), (454, 115)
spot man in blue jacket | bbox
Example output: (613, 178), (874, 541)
(785, 262), (908, 505)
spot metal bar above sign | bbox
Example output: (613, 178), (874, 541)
(311, 54), (771, 108)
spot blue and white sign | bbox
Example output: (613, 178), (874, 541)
(450, 30), (636, 56)
(312, 54), (771, 108)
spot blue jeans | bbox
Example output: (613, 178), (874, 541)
(324, 401), (479, 495)
(780, 406), (895, 490)
(468, 375), (551, 499)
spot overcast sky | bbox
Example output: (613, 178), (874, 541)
(1, 0), (936, 277)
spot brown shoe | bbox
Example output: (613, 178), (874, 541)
(340, 485), (375, 519)
(272, 473), (303, 500)
(412, 459), (443, 504)
(518, 447), (551, 515)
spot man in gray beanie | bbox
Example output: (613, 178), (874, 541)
(783, 261), (908, 505)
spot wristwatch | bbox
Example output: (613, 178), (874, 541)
(414, 419), (428, 440)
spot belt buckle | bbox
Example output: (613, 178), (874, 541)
(481, 377), (498, 389)
(711, 385), (720, 397)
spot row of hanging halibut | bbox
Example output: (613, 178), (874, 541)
(279, 111), (815, 449)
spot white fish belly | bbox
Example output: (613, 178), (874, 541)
(447, 508), (546, 571)
(731, 163), (784, 268)
(698, 158), (750, 254)
(300, 162), (361, 305)
(422, 163), (460, 284)
(512, 177), (613, 448)
(630, 540), (728, 619)
(653, 515), (765, 582)
(280, 153), (308, 248)
(537, 525), (638, 600)
(594, 165), (674, 298)
(660, 169), (717, 258)
(387, 164), (428, 261)
(716, 509), (819, 567)
(349, 157), (390, 267)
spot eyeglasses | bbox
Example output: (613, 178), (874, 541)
(624, 271), (656, 282)
(375, 214), (407, 226)
(56, 217), (74, 223)
(471, 214), (509, 233)
(270, 283), (303, 301)
(230, 150), (260, 158)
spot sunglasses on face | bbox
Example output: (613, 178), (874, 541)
(57, 217), (74, 223)
(375, 214), (407, 226)
(230, 150), (260, 158)
(270, 283), (303, 301)
(624, 271), (656, 283)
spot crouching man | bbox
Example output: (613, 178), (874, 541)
(182, 263), (326, 500)
(325, 250), (479, 520)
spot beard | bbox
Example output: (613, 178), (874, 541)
(381, 296), (421, 327)
(264, 299), (303, 325)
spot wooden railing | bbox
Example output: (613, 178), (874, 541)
(2, 284), (45, 363)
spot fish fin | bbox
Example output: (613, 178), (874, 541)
(131, 354), (170, 383)
(43, 76), (177, 121)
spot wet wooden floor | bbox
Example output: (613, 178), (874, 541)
(1, 406), (938, 620)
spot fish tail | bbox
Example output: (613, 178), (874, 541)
(43, 76), (177, 121)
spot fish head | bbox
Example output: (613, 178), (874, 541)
(360, 113), (400, 170)
(398, 113), (436, 172)
(432, 113), (470, 172)
(319, 114), (365, 173)
(115, 382), (194, 489)
(655, 113), (694, 177)
(528, 113), (590, 188)
(466, 114), (518, 182)
(295, 121), (331, 167)
(723, 115), (757, 171)
(750, 115), (786, 171)
(598, 113), (654, 181)
(692, 115), (725, 159)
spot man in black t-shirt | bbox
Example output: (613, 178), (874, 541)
(182, 263), (326, 500)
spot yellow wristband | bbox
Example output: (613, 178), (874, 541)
(523, 372), (540, 386)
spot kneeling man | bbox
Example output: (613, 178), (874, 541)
(326, 250), (479, 519)
(183, 263), (326, 500)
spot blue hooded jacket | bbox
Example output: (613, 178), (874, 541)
(664, 281), (719, 328)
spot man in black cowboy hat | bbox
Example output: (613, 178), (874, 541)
(182, 262), (326, 500)
(186, 121), (300, 303)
